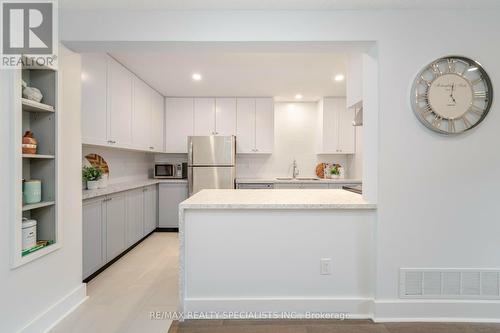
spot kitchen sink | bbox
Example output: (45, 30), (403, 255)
(296, 178), (320, 181)
(276, 177), (293, 180)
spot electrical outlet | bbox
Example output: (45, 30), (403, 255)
(320, 258), (332, 275)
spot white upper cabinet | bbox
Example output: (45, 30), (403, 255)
(255, 98), (274, 153)
(236, 98), (256, 153)
(215, 98), (236, 136)
(132, 77), (152, 150)
(107, 58), (133, 147)
(81, 54), (108, 146)
(165, 98), (194, 153)
(150, 91), (164, 152)
(236, 97), (274, 154)
(317, 97), (355, 154)
(193, 98), (216, 136)
(193, 97), (237, 136)
(346, 54), (363, 109)
(81, 54), (165, 153)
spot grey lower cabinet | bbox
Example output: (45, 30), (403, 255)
(105, 192), (127, 262)
(82, 197), (105, 280)
(126, 188), (144, 247)
(159, 183), (188, 228)
(143, 185), (158, 234)
(83, 185), (159, 280)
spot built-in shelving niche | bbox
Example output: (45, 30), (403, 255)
(13, 59), (60, 267)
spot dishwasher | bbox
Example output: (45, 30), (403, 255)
(236, 183), (274, 189)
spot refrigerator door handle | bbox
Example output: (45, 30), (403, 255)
(188, 139), (194, 166)
(188, 167), (193, 197)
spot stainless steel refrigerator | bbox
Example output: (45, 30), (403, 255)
(187, 135), (236, 196)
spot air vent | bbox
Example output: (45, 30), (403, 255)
(400, 269), (500, 299)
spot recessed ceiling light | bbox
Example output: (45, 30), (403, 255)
(192, 73), (202, 81)
(295, 94), (303, 100)
(334, 74), (345, 82)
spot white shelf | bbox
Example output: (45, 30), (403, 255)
(22, 98), (55, 113)
(22, 201), (55, 211)
(22, 154), (55, 159)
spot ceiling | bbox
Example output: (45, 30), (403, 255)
(111, 52), (347, 101)
(60, 0), (500, 11)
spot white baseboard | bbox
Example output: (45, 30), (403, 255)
(20, 284), (88, 333)
(184, 297), (373, 319)
(184, 297), (500, 323)
(373, 299), (500, 323)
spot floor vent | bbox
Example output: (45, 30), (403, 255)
(400, 269), (500, 299)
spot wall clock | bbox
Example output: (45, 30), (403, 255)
(411, 56), (493, 134)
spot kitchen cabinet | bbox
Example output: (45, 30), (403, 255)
(346, 54), (363, 109)
(132, 77), (152, 150)
(193, 98), (237, 136)
(107, 58), (133, 147)
(194, 98), (216, 136)
(159, 183), (188, 228)
(83, 197), (105, 279)
(150, 91), (165, 152)
(236, 97), (274, 154)
(105, 192), (127, 261)
(317, 97), (355, 154)
(215, 98), (237, 136)
(81, 54), (165, 153)
(165, 98), (194, 153)
(83, 185), (159, 279)
(143, 185), (158, 234)
(126, 188), (144, 247)
(236, 98), (255, 153)
(81, 54), (108, 146)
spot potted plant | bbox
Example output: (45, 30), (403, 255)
(82, 166), (103, 190)
(329, 164), (341, 179)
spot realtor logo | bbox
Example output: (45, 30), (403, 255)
(1, 0), (57, 68)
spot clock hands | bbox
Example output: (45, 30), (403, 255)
(450, 83), (456, 103)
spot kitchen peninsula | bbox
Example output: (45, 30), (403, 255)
(179, 189), (376, 317)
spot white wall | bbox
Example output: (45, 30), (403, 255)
(237, 102), (348, 179)
(82, 146), (154, 184)
(0, 45), (86, 332)
(56, 8), (500, 321)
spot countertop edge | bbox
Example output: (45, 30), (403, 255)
(236, 178), (362, 184)
(82, 179), (188, 200)
(179, 204), (377, 210)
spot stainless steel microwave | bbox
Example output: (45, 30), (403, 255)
(154, 163), (187, 179)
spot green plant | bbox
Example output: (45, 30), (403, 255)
(82, 166), (103, 182)
(329, 164), (341, 176)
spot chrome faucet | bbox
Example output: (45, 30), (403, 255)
(292, 159), (300, 179)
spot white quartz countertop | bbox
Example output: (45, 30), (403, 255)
(82, 179), (187, 200)
(236, 178), (362, 184)
(179, 189), (376, 210)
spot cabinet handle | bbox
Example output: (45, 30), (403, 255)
(149, 146), (154, 150)
(108, 140), (116, 144)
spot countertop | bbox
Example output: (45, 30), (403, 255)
(236, 178), (362, 184)
(179, 189), (376, 210)
(82, 179), (188, 200)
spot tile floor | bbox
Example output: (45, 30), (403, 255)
(51, 232), (179, 333)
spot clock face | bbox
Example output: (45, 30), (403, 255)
(411, 56), (493, 134)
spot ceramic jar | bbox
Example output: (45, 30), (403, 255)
(22, 131), (37, 154)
